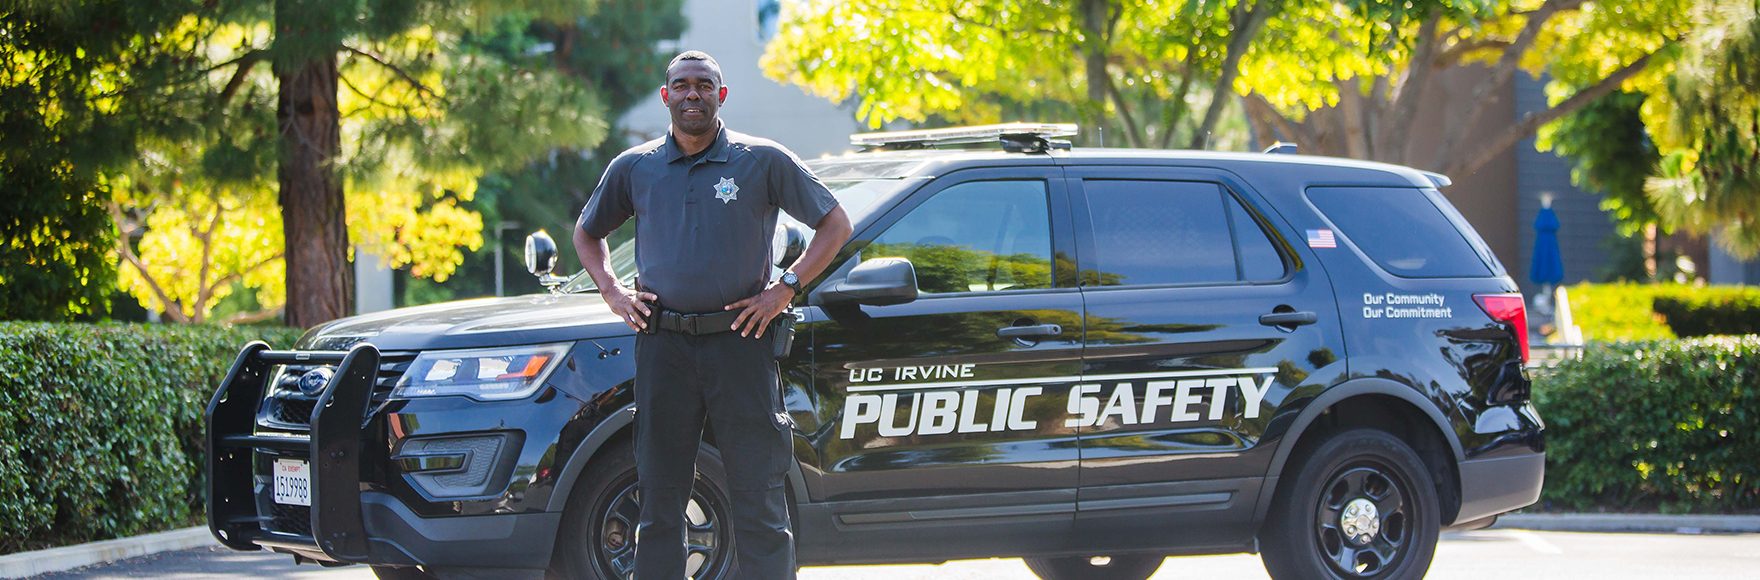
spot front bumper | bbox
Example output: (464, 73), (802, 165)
(203, 342), (558, 577)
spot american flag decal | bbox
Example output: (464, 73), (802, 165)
(1307, 229), (1337, 248)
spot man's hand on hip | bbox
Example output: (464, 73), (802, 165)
(724, 282), (795, 338)
(604, 285), (658, 332)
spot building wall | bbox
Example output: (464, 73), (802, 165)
(620, 0), (862, 157)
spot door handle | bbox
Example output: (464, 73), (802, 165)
(997, 324), (1062, 339)
(1259, 311), (1318, 327)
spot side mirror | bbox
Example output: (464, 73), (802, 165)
(525, 231), (558, 275)
(814, 257), (918, 307)
(773, 223), (808, 269)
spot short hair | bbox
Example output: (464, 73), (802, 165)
(668, 51), (722, 79)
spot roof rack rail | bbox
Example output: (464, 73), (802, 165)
(851, 123), (1077, 153)
(1263, 142), (1298, 154)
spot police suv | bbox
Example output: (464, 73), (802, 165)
(205, 123), (1544, 580)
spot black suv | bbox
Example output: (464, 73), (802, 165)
(205, 125), (1544, 580)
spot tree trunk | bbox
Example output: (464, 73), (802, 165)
(1080, 0), (1111, 147)
(276, 51), (351, 328)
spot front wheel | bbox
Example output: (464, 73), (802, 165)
(1259, 428), (1441, 580)
(1024, 554), (1164, 580)
(552, 439), (735, 580)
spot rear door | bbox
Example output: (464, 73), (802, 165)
(801, 167), (1084, 559)
(1064, 166), (1347, 552)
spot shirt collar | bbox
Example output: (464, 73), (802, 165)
(664, 124), (730, 165)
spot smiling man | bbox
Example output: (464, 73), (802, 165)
(572, 51), (852, 580)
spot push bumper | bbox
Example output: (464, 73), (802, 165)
(203, 342), (555, 578)
(1454, 451), (1545, 524)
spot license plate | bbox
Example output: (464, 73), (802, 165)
(273, 458), (311, 506)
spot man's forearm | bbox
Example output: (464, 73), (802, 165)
(573, 226), (622, 290)
(786, 206), (853, 287)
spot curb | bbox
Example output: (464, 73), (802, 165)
(1494, 513), (1760, 534)
(0, 527), (216, 579)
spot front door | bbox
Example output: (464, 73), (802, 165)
(802, 168), (1083, 559)
(1065, 167), (1348, 553)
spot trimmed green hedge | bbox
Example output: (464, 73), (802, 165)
(1564, 283), (1760, 341)
(1534, 337), (1760, 513)
(0, 322), (303, 554)
(1654, 292), (1760, 338)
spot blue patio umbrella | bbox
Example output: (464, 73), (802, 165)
(1530, 206), (1564, 285)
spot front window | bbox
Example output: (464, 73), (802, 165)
(861, 180), (1054, 294)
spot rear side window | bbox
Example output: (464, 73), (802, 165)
(1082, 180), (1287, 286)
(1307, 186), (1492, 278)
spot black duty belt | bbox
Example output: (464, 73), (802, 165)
(650, 309), (744, 336)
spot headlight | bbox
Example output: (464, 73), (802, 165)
(392, 343), (572, 401)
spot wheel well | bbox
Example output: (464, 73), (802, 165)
(1275, 394), (1461, 525)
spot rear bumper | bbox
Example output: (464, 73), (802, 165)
(1454, 451), (1545, 524)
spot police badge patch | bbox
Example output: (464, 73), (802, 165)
(714, 177), (739, 204)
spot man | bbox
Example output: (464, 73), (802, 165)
(572, 51), (852, 580)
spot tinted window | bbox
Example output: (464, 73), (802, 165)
(1232, 200), (1287, 281)
(1307, 187), (1492, 278)
(1084, 180), (1284, 286)
(864, 180), (1053, 294)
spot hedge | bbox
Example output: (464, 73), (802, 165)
(1534, 337), (1760, 513)
(1654, 292), (1760, 338)
(0, 322), (304, 554)
(1564, 283), (1760, 341)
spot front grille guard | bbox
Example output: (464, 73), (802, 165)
(205, 342), (379, 562)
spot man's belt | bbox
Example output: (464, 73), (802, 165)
(650, 309), (743, 335)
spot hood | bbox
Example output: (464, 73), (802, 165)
(296, 293), (633, 352)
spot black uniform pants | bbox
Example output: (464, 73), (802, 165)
(633, 328), (795, 580)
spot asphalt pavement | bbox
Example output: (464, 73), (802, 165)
(25, 529), (1760, 580)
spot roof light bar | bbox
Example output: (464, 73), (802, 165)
(850, 123), (1079, 150)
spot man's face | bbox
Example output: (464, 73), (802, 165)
(663, 60), (724, 136)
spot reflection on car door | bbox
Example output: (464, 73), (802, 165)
(1065, 167), (1348, 554)
(799, 168), (1084, 561)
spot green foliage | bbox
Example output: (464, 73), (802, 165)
(1654, 289), (1760, 337)
(1563, 282), (1682, 341)
(1539, 91), (1664, 236)
(0, 322), (303, 554)
(1566, 283), (1760, 341)
(1646, 0), (1760, 257)
(1534, 337), (1760, 513)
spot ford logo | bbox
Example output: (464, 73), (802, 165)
(298, 368), (334, 396)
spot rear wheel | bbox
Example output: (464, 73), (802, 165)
(1024, 554), (1164, 580)
(1260, 428), (1440, 580)
(552, 439), (735, 580)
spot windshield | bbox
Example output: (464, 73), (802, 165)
(558, 175), (916, 293)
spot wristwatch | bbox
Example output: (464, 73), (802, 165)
(780, 271), (803, 295)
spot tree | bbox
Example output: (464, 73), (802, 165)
(761, 0), (1282, 148)
(231, 0), (610, 328)
(1236, 0), (1691, 177)
(1646, 0), (1760, 255)
(0, 1), (215, 321)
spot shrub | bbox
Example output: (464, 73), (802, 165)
(1534, 337), (1760, 513)
(1653, 289), (1760, 337)
(0, 322), (303, 554)
(1564, 283), (1760, 341)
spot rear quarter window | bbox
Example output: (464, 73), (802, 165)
(1306, 186), (1493, 278)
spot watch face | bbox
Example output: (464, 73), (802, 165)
(782, 272), (798, 285)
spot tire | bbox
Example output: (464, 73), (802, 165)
(1024, 554), (1164, 580)
(552, 439), (735, 580)
(372, 566), (439, 580)
(1259, 428), (1441, 580)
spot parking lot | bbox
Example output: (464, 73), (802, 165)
(27, 529), (1760, 580)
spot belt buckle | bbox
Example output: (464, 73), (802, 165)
(681, 314), (699, 335)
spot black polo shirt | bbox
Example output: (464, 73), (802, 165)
(578, 126), (839, 314)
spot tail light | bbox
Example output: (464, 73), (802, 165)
(1473, 293), (1529, 364)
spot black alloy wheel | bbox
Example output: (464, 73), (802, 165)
(555, 440), (735, 580)
(1260, 428), (1440, 580)
(1023, 554), (1165, 580)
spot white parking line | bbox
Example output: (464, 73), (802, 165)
(1506, 530), (1564, 554)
